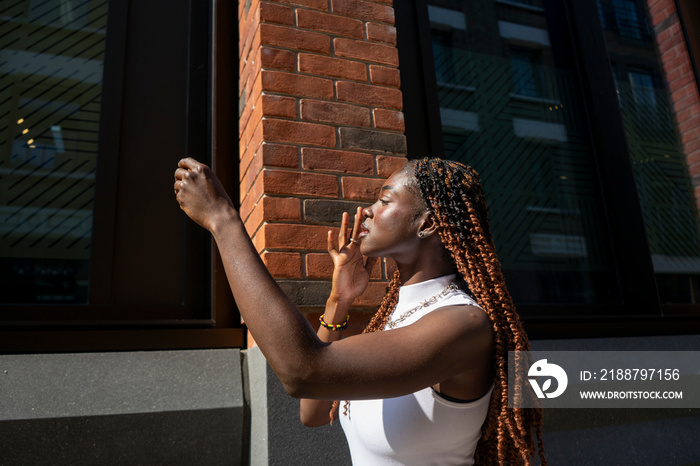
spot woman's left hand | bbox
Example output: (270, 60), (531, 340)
(327, 207), (378, 304)
(174, 157), (237, 232)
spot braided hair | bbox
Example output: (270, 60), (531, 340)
(331, 158), (545, 465)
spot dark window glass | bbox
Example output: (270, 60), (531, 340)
(432, 31), (460, 85)
(0, 0), (243, 352)
(1, 0), (108, 304)
(510, 49), (543, 98)
(613, 0), (646, 40)
(498, 0), (542, 7)
(424, 1), (620, 305)
(598, 0), (649, 40)
(600, 3), (700, 306)
(0, 0), (229, 329)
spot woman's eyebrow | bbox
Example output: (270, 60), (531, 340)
(380, 185), (397, 195)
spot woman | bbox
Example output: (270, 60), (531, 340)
(174, 157), (545, 465)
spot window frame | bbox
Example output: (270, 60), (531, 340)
(0, 0), (243, 353)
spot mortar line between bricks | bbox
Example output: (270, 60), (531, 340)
(262, 74), (402, 91)
(263, 166), (380, 176)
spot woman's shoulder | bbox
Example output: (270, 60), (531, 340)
(403, 303), (494, 372)
(428, 302), (492, 334)
(445, 286), (480, 308)
(396, 297), (494, 353)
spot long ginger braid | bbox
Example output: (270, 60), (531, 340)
(330, 157), (545, 464)
(413, 158), (545, 465)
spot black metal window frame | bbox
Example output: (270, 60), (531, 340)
(395, 0), (700, 338)
(0, 0), (242, 353)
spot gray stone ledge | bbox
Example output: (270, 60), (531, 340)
(0, 349), (245, 466)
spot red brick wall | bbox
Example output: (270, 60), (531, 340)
(647, 0), (700, 208)
(238, 0), (406, 345)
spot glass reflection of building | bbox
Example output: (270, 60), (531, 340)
(425, 0), (700, 305)
(598, 0), (700, 303)
(0, 0), (107, 303)
(428, 0), (616, 305)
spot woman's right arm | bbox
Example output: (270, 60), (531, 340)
(173, 158), (493, 403)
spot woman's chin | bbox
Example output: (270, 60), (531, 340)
(359, 242), (374, 257)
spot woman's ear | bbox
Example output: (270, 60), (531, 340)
(417, 212), (439, 238)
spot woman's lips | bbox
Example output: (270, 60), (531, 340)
(359, 224), (369, 238)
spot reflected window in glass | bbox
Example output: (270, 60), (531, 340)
(0, 0), (108, 304)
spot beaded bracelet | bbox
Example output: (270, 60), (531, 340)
(319, 314), (349, 331)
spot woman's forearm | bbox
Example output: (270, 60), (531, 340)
(210, 211), (324, 391)
(174, 159), (375, 398)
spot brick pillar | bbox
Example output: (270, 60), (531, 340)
(647, 0), (700, 209)
(238, 0), (407, 346)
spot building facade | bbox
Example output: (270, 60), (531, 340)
(1, 0), (700, 464)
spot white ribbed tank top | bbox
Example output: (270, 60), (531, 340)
(339, 274), (493, 465)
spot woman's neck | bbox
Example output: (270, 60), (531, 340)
(396, 256), (455, 286)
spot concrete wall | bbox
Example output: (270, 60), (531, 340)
(0, 349), (246, 466)
(245, 346), (351, 466)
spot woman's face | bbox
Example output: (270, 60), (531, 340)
(358, 168), (428, 260)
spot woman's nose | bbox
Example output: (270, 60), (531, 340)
(362, 206), (372, 218)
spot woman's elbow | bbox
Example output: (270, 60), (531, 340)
(278, 367), (315, 399)
(282, 377), (306, 399)
(275, 365), (318, 398)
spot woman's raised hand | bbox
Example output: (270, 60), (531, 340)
(174, 158), (237, 232)
(327, 206), (378, 304)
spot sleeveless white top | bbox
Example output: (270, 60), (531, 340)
(339, 274), (493, 466)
